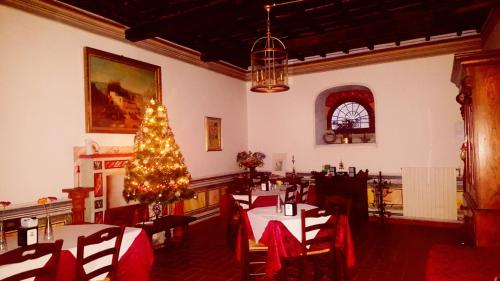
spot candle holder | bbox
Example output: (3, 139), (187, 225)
(372, 171), (392, 223)
(276, 188), (283, 213)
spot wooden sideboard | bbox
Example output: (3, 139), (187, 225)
(452, 50), (500, 246)
(314, 174), (369, 222)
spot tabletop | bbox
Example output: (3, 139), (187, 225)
(247, 203), (326, 242)
(0, 224), (145, 281)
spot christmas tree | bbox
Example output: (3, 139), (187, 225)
(123, 99), (193, 204)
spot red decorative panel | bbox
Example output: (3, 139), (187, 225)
(325, 89), (374, 107)
(104, 160), (128, 169)
(94, 211), (103, 223)
(94, 173), (102, 197)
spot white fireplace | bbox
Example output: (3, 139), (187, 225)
(74, 146), (134, 223)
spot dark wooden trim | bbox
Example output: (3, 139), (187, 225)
(1, 200), (72, 220)
(78, 153), (133, 159)
(285, 36), (482, 77)
(463, 191), (478, 210)
(451, 49), (500, 86)
(2, 0), (247, 80)
(481, 6), (500, 49)
(190, 173), (241, 184)
(3, 0), (483, 81)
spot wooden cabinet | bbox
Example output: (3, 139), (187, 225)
(452, 50), (500, 246)
(314, 175), (368, 222)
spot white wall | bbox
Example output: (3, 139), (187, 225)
(247, 55), (464, 175)
(0, 5), (248, 205)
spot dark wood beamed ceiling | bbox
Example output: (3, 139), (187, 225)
(56, 0), (498, 69)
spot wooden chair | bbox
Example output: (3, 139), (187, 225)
(0, 239), (63, 281)
(76, 225), (125, 281)
(237, 205), (268, 280)
(233, 189), (253, 210)
(299, 182), (310, 203)
(281, 208), (339, 281)
(284, 185), (297, 202)
(227, 189), (252, 250)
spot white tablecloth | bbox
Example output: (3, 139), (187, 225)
(247, 203), (329, 243)
(0, 224), (141, 280)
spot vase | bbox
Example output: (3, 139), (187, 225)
(276, 189), (282, 213)
(44, 215), (54, 241)
(0, 220), (7, 253)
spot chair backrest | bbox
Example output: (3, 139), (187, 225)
(299, 182), (310, 203)
(300, 208), (338, 256)
(324, 195), (352, 217)
(231, 177), (253, 193)
(234, 189), (252, 210)
(76, 225), (125, 281)
(0, 239), (63, 281)
(285, 186), (297, 202)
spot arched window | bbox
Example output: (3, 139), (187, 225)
(315, 86), (375, 144)
(331, 101), (370, 130)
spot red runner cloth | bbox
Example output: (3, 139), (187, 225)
(53, 229), (154, 281)
(253, 195), (280, 208)
(258, 215), (355, 277)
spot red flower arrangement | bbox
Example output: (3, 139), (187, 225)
(0, 202), (10, 208)
(237, 151), (265, 169)
(38, 196), (57, 215)
(0, 201), (10, 216)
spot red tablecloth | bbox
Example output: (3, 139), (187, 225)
(54, 229), (154, 281)
(239, 209), (355, 277)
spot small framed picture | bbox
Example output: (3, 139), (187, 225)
(205, 117), (222, 151)
(348, 167), (356, 177)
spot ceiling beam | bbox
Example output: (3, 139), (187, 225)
(283, 1), (491, 54)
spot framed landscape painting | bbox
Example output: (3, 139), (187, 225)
(84, 47), (162, 133)
(205, 117), (222, 151)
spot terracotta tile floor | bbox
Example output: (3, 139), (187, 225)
(151, 216), (460, 281)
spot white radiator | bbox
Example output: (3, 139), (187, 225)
(402, 167), (457, 221)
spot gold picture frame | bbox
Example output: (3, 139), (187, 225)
(205, 117), (222, 151)
(84, 47), (162, 134)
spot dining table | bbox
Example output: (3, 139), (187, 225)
(241, 203), (355, 277)
(220, 187), (287, 223)
(0, 224), (154, 281)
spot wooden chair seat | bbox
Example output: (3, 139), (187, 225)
(248, 239), (268, 251)
(237, 205), (268, 280)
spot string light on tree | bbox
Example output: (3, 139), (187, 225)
(123, 99), (193, 205)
